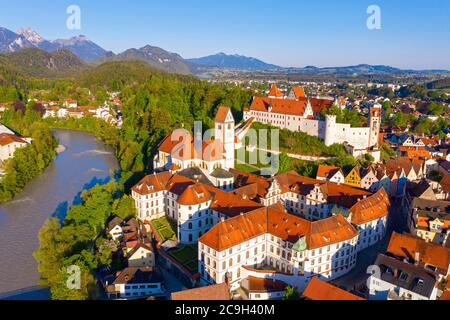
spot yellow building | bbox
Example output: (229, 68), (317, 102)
(345, 166), (361, 188)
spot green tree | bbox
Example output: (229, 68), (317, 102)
(283, 285), (300, 300)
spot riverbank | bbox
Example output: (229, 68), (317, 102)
(0, 129), (119, 297)
(0, 124), (57, 204)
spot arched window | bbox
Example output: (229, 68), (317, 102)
(189, 234), (193, 242)
(188, 223), (193, 229)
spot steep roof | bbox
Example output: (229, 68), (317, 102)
(0, 133), (28, 146)
(375, 254), (438, 299)
(292, 86), (306, 99)
(171, 283), (230, 300)
(158, 131), (225, 162)
(132, 171), (174, 195)
(177, 184), (212, 206)
(250, 96), (307, 116)
(215, 106), (232, 123)
(126, 242), (154, 259)
(243, 276), (288, 293)
(303, 278), (365, 300)
(387, 232), (450, 273)
(440, 174), (450, 194)
(199, 207), (358, 252)
(307, 214), (358, 249)
(134, 171), (262, 217)
(316, 165), (342, 180)
(275, 171), (371, 209)
(348, 188), (390, 225)
(268, 84), (284, 98)
(113, 267), (163, 285)
(307, 97), (334, 114)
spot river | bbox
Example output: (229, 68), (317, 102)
(0, 129), (119, 299)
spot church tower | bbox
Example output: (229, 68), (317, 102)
(369, 104), (381, 148)
(215, 107), (235, 169)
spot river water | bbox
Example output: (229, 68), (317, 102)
(0, 129), (119, 299)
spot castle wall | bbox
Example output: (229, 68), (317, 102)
(245, 107), (379, 152)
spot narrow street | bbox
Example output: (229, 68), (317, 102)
(331, 197), (408, 293)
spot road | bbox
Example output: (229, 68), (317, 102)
(254, 147), (336, 162)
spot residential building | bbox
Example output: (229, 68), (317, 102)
(240, 277), (288, 300)
(368, 254), (439, 300)
(127, 242), (155, 268)
(386, 232), (450, 279)
(316, 165), (345, 183)
(360, 166), (379, 191)
(107, 216), (124, 241)
(104, 267), (164, 300)
(0, 133), (30, 162)
(345, 167), (361, 188)
(408, 198), (450, 246)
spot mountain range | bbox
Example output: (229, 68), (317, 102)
(187, 52), (280, 71)
(1, 26), (449, 76)
(0, 27), (107, 61)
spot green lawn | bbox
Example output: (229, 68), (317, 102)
(151, 217), (177, 242)
(169, 245), (198, 274)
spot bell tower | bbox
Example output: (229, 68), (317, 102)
(215, 106), (235, 169)
(369, 104), (381, 148)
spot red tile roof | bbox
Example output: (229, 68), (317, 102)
(250, 96), (308, 116)
(0, 133), (28, 146)
(387, 232), (450, 272)
(268, 84), (284, 98)
(215, 106), (232, 123)
(348, 188), (390, 225)
(178, 184), (212, 206)
(199, 207), (358, 252)
(316, 165), (342, 180)
(171, 283), (230, 300)
(133, 172), (263, 217)
(158, 132), (225, 162)
(275, 171), (371, 209)
(292, 86), (306, 99)
(245, 276), (288, 293)
(303, 278), (365, 300)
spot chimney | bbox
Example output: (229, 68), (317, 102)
(414, 251), (420, 266)
(220, 217), (225, 222)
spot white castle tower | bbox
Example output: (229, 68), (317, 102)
(215, 107), (235, 169)
(369, 104), (381, 148)
(324, 114), (337, 147)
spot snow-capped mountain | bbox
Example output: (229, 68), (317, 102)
(16, 28), (46, 46)
(0, 27), (107, 62)
(0, 27), (35, 52)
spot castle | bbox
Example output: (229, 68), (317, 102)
(243, 84), (381, 161)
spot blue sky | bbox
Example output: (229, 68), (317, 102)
(1, 0), (449, 69)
